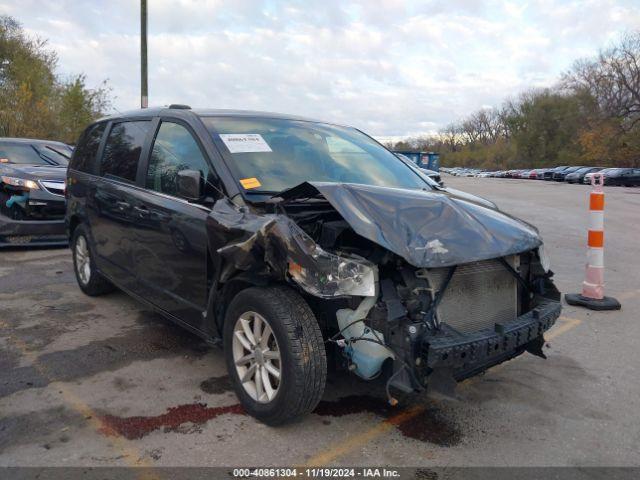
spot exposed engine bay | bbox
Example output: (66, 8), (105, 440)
(207, 181), (562, 400)
(281, 194), (560, 396)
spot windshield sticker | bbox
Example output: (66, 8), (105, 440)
(219, 134), (272, 153)
(239, 177), (262, 190)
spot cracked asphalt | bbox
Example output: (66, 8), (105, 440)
(1, 176), (639, 467)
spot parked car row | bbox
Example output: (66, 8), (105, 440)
(443, 166), (640, 186)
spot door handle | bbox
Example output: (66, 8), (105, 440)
(116, 201), (130, 210)
(133, 205), (150, 217)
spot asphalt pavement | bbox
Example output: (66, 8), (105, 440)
(1, 176), (639, 467)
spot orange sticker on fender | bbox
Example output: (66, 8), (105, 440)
(240, 177), (262, 189)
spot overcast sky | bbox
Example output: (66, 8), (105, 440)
(1, 0), (638, 139)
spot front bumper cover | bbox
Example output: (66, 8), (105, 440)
(421, 298), (561, 379)
(0, 215), (67, 246)
(0, 187), (67, 246)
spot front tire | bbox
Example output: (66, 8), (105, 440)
(71, 225), (115, 296)
(223, 286), (326, 425)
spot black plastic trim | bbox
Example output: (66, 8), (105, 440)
(422, 298), (561, 371)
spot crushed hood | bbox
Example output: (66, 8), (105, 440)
(276, 182), (542, 268)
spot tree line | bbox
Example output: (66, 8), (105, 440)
(390, 32), (640, 169)
(0, 15), (110, 144)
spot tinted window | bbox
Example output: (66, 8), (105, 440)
(146, 122), (210, 197)
(202, 117), (427, 193)
(0, 143), (52, 166)
(71, 123), (106, 172)
(100, 121), (150, 182)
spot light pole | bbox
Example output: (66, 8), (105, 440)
(141, 0), (148, 108)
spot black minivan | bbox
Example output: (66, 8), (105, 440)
(66, 106), (561, 424)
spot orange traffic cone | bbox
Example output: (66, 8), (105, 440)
(565, 173), (621, 310)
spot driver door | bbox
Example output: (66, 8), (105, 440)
(127, 119), (213, 330)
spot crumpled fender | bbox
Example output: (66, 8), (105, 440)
(276, 182), (542, 268)
(205, 199), (320, 283)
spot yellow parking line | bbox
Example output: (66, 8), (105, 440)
(1, 321), (160, 478)
(304, 405), (426, 466)
(547, 316), (582, 340)
(305, 314), (583, 466)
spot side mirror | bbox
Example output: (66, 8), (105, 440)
(177, 169), (202, 200)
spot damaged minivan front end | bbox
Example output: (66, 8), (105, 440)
(207, 180), (561, 399)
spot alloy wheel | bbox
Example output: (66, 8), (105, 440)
(232, 311), (281, 403)
(75, 235), (91, 285)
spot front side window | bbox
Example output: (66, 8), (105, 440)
(100, 121), (150, 182)
(146, 121), (210, 197)
(202, 116), (428, 194)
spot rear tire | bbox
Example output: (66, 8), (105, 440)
(223, 286), (326, 425)
(71, 224), (115, 296)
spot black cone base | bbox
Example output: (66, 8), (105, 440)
(565, 293), (621, 311)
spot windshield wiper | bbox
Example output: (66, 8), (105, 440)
(45, 145), (71, 160)
(244, 190), (282, 196)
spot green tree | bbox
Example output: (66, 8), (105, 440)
(0, 15), (110, 143)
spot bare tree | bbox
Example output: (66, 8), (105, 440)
(563, 32), (640, 131)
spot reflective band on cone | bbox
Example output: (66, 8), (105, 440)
(587, 230), (604, 248)
(589, 192), (604, 211)
(588, 211), (604, 231)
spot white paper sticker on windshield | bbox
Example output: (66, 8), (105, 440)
(219, 134), (272, 153)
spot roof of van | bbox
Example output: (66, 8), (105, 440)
(96, 108), (327, 124)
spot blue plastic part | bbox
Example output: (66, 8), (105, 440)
(345, 344), (387, 380)
(6, 193), (28, 209)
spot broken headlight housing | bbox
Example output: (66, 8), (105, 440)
(288, 247), (376, 298)
(538, 244), (551, 272)
(1, 176), (40, 190)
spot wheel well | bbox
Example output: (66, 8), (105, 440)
(68, 215), (81, 237)
(215, 275), (278, 330)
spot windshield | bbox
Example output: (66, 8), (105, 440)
(0, 143), (58, 166)
(202, 117), (429, 194)
(37, 144), (71, 165)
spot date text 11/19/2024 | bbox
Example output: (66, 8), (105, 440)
(232, 467), (401, 478)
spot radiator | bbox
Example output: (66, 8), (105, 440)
(420, 256), (519, 334)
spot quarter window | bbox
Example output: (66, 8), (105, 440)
(100, 121), (150, 182)
(70, 123), (106, 172)
(146, 122), (210, 197)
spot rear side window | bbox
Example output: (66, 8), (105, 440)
(145, 122), (210, 197)
(100, 121), (150, 182)
(70, 123), (106, 172)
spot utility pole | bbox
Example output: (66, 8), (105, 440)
(140, 0), (148, 108)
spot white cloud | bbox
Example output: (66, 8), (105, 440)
(1, 0), (638, 137)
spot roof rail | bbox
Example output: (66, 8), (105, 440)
(168, 104), (191, 109)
